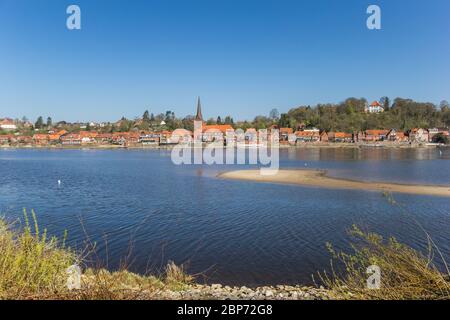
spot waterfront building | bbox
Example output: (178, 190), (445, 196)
(319, 131), (329, 142)
(139, 132), (160, 145)
(386, 129), (408, 142)
(428, 128), (449, 142)
(328, 132), (353, 143)
(295, 130), (320, 143)
(364, 130), (389, 142)
(80, 131), (98, 144)
(409, 128), (429, 143)
(245, 128), (258, 144)
(32, 134), (49, 145)
(0, 134), (14, 144)
(48, 130), (67, 144)
(171, 128), (193, 144)
(95, 133), (113, 144)
(16, 136), (33, 144)
(279, 128), (293, 142)
(60, 133), (81, 145)
(193, 97), (234, 144)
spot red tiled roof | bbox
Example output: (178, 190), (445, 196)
(32, 134), (49, 140)
(60, 133), (81, 140)
(365, 130), (389, 136)
(410, 128), (428, 133)
(280, 128), (293, 134)
(0, 118), (14, 125)
(96, 133), (112, 139)
(295, 131), (318, 137)
(333, 132), (352, 139)
(172, 129), (192, 136)
(203, 125), (234, 134)
(17, 135), (32, 142)
(80, 131), (98, 138)
(370, 101), (381, 107)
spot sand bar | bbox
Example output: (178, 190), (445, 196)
(218, 170), (450, 197)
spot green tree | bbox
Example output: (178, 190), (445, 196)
(269, 108), (280, 121)
(143, 110), (150, 121)
(181, 116), (194, 131)
(432, 133), (449, 144)
(216, 116), (222, 124)
(46, 117), (52, 127)
(35, 116), (44, 129)
(380, 96), (390, 111)
(278, 113), (291, 128)
(224, 116), (232, 125)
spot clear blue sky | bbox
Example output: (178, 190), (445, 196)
(0, 0), (449, 122)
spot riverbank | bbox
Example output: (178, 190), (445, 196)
(1, 214), (449, 300)
(116, 283), (331, 300)
(80, 272), (332, 300)
(219, 169), (450, 197)
(0, 142), (445, 151)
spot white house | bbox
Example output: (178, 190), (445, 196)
(0, 118), (17, 130)
(365, 101), (384, 113)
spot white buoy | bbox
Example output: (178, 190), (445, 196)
(58, 180), (61, 186)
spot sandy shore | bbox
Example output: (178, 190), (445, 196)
(219, 169), (450, 197)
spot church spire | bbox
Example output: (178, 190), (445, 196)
(195, 96), (203, 121)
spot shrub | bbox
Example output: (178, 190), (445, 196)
(0, 209), (76, 299)
(320, 225), (450, 300)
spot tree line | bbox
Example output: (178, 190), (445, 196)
(253, 98), (450, 132)
(24, 97), (450, 134)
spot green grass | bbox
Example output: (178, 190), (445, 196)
(0, 209), (75, 299)
(0, 210), (192, 300)
(1, 208), (449, 300)
(319, 225), (450, 300)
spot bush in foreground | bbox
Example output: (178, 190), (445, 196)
(320, 225), (450, 300)
(0, 211), (192, 300)
(1, 210), (449, 299)
(0, 210), (76, 299)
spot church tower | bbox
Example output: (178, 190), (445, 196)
(195, 97), (203, 121)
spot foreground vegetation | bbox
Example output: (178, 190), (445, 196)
(320, 225), (450, 300)
(0, 210), (449, 300)
(0, 210), (193, 299)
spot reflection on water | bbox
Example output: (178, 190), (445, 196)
(0, 147), (449, 286)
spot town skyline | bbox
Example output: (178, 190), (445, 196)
(1, 96), (449, 127)
(1, 95), (449, 147)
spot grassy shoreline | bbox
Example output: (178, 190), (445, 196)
(1, 211), (449, 300)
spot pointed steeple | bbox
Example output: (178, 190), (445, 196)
(195, 96), (203, 121)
